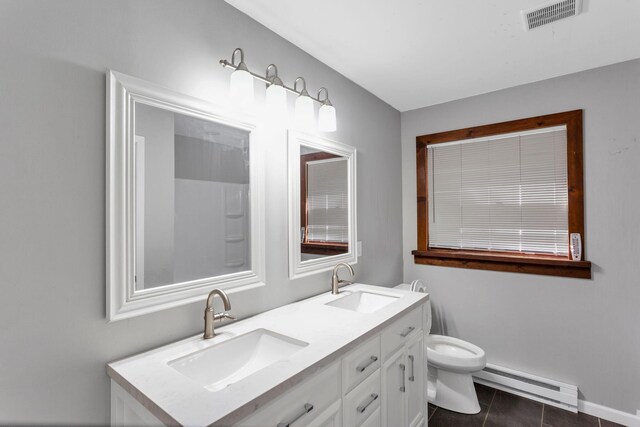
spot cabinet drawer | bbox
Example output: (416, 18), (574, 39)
(236, 361), (341, 427)
(360, 407), (381, 427)
(381, 306), (422, 360)
(343, 369), (381, 427)
(307, 399), (342, 427)
(342, 335), (381, 393)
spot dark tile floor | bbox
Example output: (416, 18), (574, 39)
(428, 383), (626, 427)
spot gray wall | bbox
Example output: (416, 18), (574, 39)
(401, 59), (640, 414)
(0, 1), (402, 424)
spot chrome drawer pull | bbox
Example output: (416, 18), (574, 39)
(356, 356), (378, 373)
(356, 393), (379, 414)
(399, 363), (406, 392)
(277, 403), (313, 427)
(400, 326), (415, 337)
(408, 355), (415, 381)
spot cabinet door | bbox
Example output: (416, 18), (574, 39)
(406, 335), (425, 427)
(381, 348), (405, 427)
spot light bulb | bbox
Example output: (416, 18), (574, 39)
(295, 94), (315, 130)
(229, 68), (253, 107)
(318, 103), (337, 132)
(265, 83), (287, 114)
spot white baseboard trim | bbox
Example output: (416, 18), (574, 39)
(578, 400), (640, 427)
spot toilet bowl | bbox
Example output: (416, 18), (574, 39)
(425, 334), (486, 414)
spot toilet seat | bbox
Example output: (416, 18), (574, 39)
(426, 334), (486, 373)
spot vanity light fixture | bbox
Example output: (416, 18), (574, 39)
(220, 48), (337, 132)
(317, 88), (337, 132)
(228, 48), (254, 107)
(265, 64), (287, 115)
(293, 77), (315, 130)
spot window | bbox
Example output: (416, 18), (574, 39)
(413, 110), (591, 278)
(300, 152), (349, 256)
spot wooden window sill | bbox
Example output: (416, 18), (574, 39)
(302, 242), (348, 256)
(411, 249), (591, 279)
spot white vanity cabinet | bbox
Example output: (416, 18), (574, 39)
(236, 305), (425, 427)
(108, 285), (428, 427)
(380, 308), (425, 427)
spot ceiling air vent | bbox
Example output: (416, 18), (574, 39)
(521, 0), (582, 31)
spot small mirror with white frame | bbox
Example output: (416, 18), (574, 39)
(107, 70), (265, 321)
(288, 131), (357, 279)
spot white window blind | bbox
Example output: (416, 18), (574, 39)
(428, 126), (569, 256)
(306, 157), (348, 243)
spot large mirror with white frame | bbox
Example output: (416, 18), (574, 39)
(107, 70), (265, 321)
(288, 131), (357, 279)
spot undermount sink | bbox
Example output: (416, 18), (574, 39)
(326, 291), (399, 313)
(168, 329), (308, 392)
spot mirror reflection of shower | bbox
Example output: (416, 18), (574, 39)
(134, 102), (251, 290)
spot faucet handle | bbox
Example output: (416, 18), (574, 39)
(214, 312), (236, 322)
(339, 279), (354, 286)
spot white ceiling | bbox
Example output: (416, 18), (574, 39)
(225, 0), (640, 112)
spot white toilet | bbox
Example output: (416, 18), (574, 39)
(424, 301), (486, 414)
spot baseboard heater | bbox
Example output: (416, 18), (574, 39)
(473, 363), (578, 412)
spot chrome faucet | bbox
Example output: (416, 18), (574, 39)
(331, 263), (355, 294)
(203, 289), (235, 339)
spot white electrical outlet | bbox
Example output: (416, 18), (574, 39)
(357, 241), (362, 257)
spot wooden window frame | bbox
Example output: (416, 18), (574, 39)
(413, 110), (591, 279)
(300, 152), (348, 256)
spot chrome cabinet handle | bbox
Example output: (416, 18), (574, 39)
(356, 393), (379, 414)
(277, 403), (313, 427)
(408, 355), (415, 382)
(400, 326), (415, 337)
(399, 363), (406, 392)
(356, 356), (378, 373)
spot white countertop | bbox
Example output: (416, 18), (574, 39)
(107, 283), (429, 426)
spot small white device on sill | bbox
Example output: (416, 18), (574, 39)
(570, 233), (582, 261)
